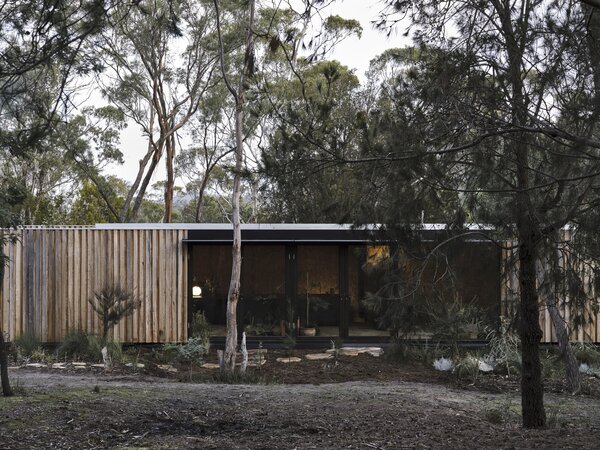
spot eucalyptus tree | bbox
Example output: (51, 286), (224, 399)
(366, 0), (600, 427)
(96, 0), (219, 223)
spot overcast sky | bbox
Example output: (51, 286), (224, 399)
(109, 0), (408, 186)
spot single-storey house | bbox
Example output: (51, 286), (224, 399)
(0, 224), (598, 343)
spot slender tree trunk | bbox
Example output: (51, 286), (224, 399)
(0, 238), (12, 396)
(0, 332), (12, 397)
(213, 0), (256, 374)
(195, 173), (210, 223)
(535, 253), (580, 393)
(516, 215), (546, 427)
(223, 104), (243, 373)
(130, 148), (162, 221)
(164, 133), (175, 223)
(119, 110), (157, 222)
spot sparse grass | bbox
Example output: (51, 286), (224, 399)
(573, 342), (600, 366)
(56, 330), (122, 363)
(483, 397), (518, 425)
(13, 331), (42, 358)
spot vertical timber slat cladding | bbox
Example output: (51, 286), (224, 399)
(132, 230), (139, 343)
(0, 226), (188, 343)
(48, 230), (55, 341)
(41, 230), (47, 340)
(73, 230), (81, 338)
(179, 230), (187, 342)
(152, 229), (159, 343)
(119, 229), (126, 341)
(127, 230), (134, 343)
(501, 237), (600, 343)
(1, 238), (8, 336)
(145, 230), (152, 342)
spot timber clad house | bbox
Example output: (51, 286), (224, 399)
(1, 223), (599, 344)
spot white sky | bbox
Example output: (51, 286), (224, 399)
(107, 0), (409, 186)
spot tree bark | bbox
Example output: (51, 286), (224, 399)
(0, 332), (13, 397)
(516, 217), (546, 428)
(194, 173), (210, 223)
(535, 253), (580, 393)
(164, 132), (176, 223)
(213, 0), (255, 374)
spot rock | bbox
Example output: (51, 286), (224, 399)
(326, 348), (360, 357)
(247, 359), (267, 368)
(433, 357), (454, 371)
(305, 353), (333, 361)
(201, 363), (220, 370)
(125, 362), (145, 369)
(478, 360), (494, 372)
(157, 364), (178, 373)
(344, 347), (384, 357)
(276, 357), (301, 363)
(25, 363), (46, 369)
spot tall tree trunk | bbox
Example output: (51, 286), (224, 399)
(164, 133), (175, 223)
(213, 0), (255, 374)
(0, 239), (11, 396)
(195, 173), (210, 223)
(0, 332), (12, 397)
(495, 0), (546, 426)
(130, 147), (163, 221)
(222, 104), (243, 372)
(516, 214), (546, 427)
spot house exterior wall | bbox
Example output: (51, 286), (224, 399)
(0, 226), (188, 343)
(1, 224), (598, 343)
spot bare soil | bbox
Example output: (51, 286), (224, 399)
(2, 351), (600, 449)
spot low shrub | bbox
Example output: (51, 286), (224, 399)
(57, 330), (95, 361)
(483, 397), (517, 425)
(453, 354), (480, 383)
(573, 342), (600, 366)
(189, 311), (211, 342)
(30, 347), (55, 364)
(57, 331), (122, 363)
(14, 331), (42, 357)
(485, 318), (521, 376)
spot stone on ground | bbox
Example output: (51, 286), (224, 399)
(276, 357), (301, 363)
(202, 362), (220, 370)
(326, 348), (360, 357)
(305, 353), (333, 361)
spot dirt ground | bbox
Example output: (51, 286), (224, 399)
(2, 351), (600, 449)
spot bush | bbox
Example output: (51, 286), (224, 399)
(485, 318), (521, 376)
(453, 354), (480, 383)
(573, 342), (600, 366)
(190, 311), (211, 342)
(57, 331), (122, 363)
(428, 296), (483, 356)
(14, 331), (42, 357)
(57, 330), (97, 361)
(162, 337), (209, 379)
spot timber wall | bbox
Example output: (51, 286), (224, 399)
(0, 226), (188, 343)
(501, 243), (600, 343)
(1, 225), (599, 343)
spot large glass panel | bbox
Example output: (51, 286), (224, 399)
(296, 245), (339, 337)
(349, 245), (390, 337)
(240, 245), (286, 337)
(190, 245), (231, 336)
